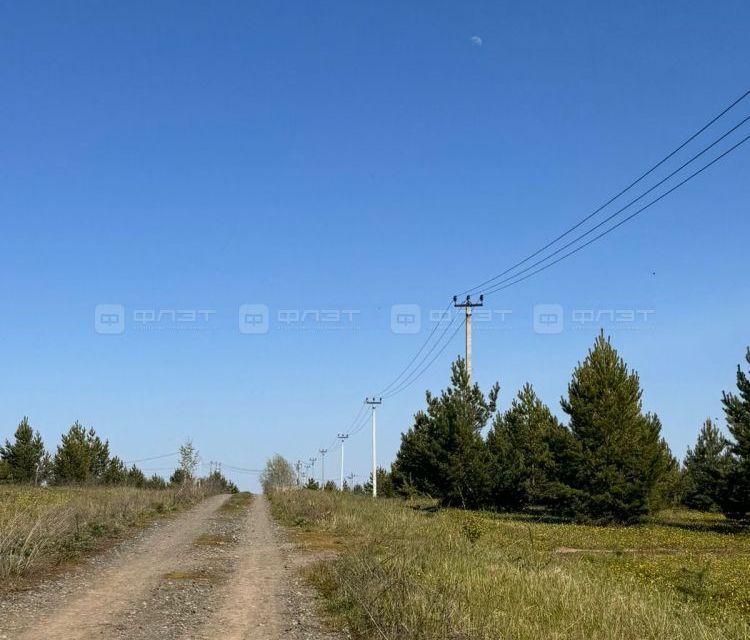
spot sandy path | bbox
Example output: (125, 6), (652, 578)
(0, 494), (339, 640)
(1, 494), (228, 640)
(199, 496), (285, 639)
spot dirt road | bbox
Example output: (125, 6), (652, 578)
(0, 495), (339, 640)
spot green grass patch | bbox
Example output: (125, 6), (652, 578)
(162, 568), (223, 583)
(218, 491), (253, 514)
(193, 532), (234, 547)
(270, 490), (750, 640)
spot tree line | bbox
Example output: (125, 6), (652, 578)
(388, 332), (750, 523)
(0, 422), (238, 492)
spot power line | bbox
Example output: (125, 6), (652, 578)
(480, 116), (750, 295)
(377, 299), (454, 397)
(124, 452), (178, 464)
(309, 87), (750, 485)
(315, 310), (464, 463)
(459, 87), (750, 297)
(482, 134), (750, 296)
(383, 316), (466, 399)
(372, 89), (750, 409)
(347, 406), (374, 437)
(345, 402), (367, 431)
(382, 314), (463, 399)
(381, 312), (460, 398)
(221, 463), (264, 473)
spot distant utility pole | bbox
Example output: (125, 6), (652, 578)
(365, 397), (382, 498)
(309, 457), (317, 485)
(453, 294), (484, 381)
(337, 434), (349, 490)
(295, 460), (302, 487)
(318, 449), (327, 488)
(346, 472), (356, 487)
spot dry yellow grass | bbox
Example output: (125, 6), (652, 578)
(0, 484), (209, 584)
(271, 491), (750, 640)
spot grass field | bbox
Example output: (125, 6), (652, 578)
(271, 491), (750, 640)
(0, 484), (209, 586)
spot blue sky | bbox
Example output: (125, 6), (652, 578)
(1, 1), (749, 490)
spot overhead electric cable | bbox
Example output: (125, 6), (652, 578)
(460, 88), (750, 297)
(482, 134), (750, 297)
(124, 452), (178, 464)
(377, 299), (454, 396)
(383, 316), (466, 399)
(347, 406), (375, 437)
(312, 87), (750, 478)
(479, 116), (750, 294)
(380, 312), (460, 399)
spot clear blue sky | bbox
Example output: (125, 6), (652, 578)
(1, 1), (748, 490)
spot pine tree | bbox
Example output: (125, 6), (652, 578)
(169, 468), (187, 486)
(52, 422), (110, 484)
(646, 413), (682, 510)
(102, 456), (128, 485)
(392, 357), (498, 509)
(720, 347), (750, 518)
(560, 332), (666, 523)
(127, 465), (146, 487)
(363, 467), (395, 498)
(0, 417), (46, 483)
(145, 474), (167, 490)
(487, 384), (567, 510)
(682, 418), (730, 512)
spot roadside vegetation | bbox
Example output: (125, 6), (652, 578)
(270, 336), (750, 637)
(272, 490), (750, 640)
(0, 419), (240, 588)
(389, 336), (750, 523)
(0, 484), (201, 586)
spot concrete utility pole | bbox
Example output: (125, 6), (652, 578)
(308, 457), (317, 485)
(337, 434), (349, 490)
(295, 460), (302, 487)
(345, 472), (357, 492)
(453, 294), (484, 381)
(365, 397), (382, 497)
(318, 449), (327, 488)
